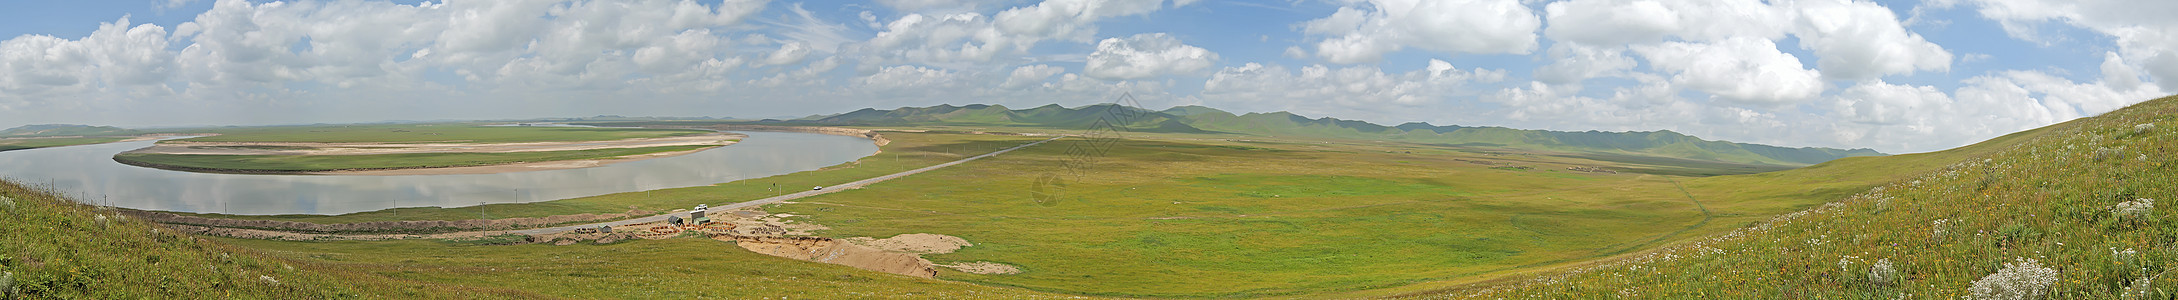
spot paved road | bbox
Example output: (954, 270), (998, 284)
(511, 136), (1062, 235)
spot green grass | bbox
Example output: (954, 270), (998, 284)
(0, 177), (1075, 299)
(221, 237), (1075, 299)
(113, 145), (713, 172)
(0, 137), (129, 152)
(0, 179), (499, 299)
(168, 124), (709, 144)
(1418, 95), (2178, 298)
(746, 130), (1822, 297)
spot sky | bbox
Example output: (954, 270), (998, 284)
(0, 0), (2173, 153)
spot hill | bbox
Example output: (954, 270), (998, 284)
(0, 124), (135, 137)
(1423, 95), (2178, 298)
(799, 103), (1881, 166)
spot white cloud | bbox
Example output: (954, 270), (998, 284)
(856, 65), (963, 95)
(1534, 43), (1636, 84)
(1083, 33), (1218, 80)
(1542, 0), (1682, 46)
(858, 0), (1188, 66)
(1952, 0), (2178, 90)
(1301, 0), (1541, 64)
(764, 41), (814, 65)
(1633, 37), (1824, 104)
(876, 0), (1015, 13)
(1790, 0), (1952, 80)
(3, 17), (176, 93)
(1201, 59), (1504, 120)
(1000, 64), (1066, 89)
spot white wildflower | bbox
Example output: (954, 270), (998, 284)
(2121, 276), (2153, 300)
(1970, 258), (2058, 300)
(1870, 258), (1899, 287)
(2113, 198), (2155, 220)
(259, 275), (279, 285)
(2135, 123), (2156, 135)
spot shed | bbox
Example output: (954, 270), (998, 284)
(599, 225), (613, 233)
(668, 216), (685, 226)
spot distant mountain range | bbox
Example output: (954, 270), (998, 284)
(795, 103), (1884, 166)
(0, 124), (137, 137)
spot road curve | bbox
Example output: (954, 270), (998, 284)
(510, 136), (1062, 235)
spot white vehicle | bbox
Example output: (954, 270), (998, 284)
(812, 186), (825, 190)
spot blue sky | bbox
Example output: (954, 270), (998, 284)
(0, 0), (2172, 153)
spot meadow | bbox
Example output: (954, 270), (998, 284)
(740, 128), (1907, 297)
(1419, 96), (2178, 298)
(113, 145), (712, 173)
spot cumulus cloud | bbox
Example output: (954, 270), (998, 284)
(1300, 0), (1541, 64)
(764, 41), (813, 65)
(1950, 0), (2178, 90)
(1083, 33), (1218, 80)
(1201, 59), (1505, 120)
(1000, 64), (1066, 89)
(857, 0), (1189, 66)
(1633, 37), (1824, 104)
(1791, 0), (1953, 80)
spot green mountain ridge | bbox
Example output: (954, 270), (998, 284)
(804, 103), (1883, 166)
(0, 124), (136, 137)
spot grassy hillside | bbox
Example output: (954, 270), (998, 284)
(170, 124), (709, 144)
(1420, 95), (2178, 298)
(0, 179), (472, 298)
(796, 103), (1880, 166)
(0, 178), (1074, 299)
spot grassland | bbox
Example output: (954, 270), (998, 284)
(113, 145), (712, 173)
(0, 137), (131, 152)
(716, 127), (1901, 297)
(1419, 96), (2178, 298)
(0, 178), (1072, 299)
(167, 124), (708, 144)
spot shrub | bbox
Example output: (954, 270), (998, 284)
(1970, 258), (2058, 300)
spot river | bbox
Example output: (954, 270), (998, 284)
(0, 131), (878, 215)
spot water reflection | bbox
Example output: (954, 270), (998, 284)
(0, 131), (877, 215)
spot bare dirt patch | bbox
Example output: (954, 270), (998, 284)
(937, 261), (1023, 275)
(844, 233), (972, 254)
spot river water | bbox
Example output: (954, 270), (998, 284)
(0, 131), (877, 215)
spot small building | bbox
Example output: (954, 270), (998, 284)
(691, 204), (708, 219)
(668, 215), (685, 226)
(598, 225), (613, 233)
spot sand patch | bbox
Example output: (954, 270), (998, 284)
(938, 261), (1023, 275)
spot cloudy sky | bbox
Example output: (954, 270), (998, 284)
(1, 0), (2171, 153)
